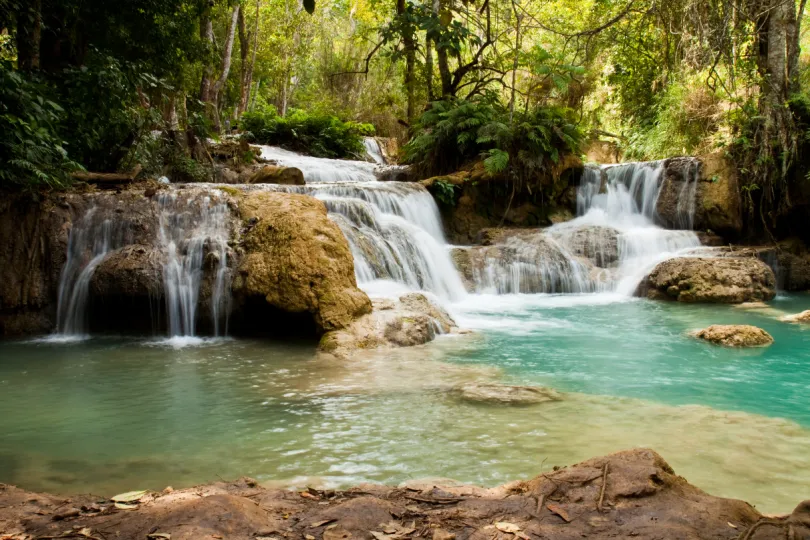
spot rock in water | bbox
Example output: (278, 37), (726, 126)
(453, 383), (562, 405)
(319, 293), (458, 357)
(642, 257), (775, 303)
(232, 191), (371, 333)
(780, 310), (810, 323)
(691, 325), (774, 347)
(247, 165), (305, 185)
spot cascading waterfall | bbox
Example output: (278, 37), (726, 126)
(464, 161), (702, 295)
(258, 146), (468, 301)
(363, 137), (386, 165)
(54, 193), (231, 340)
(55, 207), (131, 337)
(157, 192), (231, 337)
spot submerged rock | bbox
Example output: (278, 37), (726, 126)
(247, 165), (305, 185)
(691, 324), (774, 347)
(642, 257), (776, 303)
(453, 383), (562, 405)
(780, 310), (810, 324)
(1, 448), (797, 540)
(319, 293), (457, 357)
(232, 191), (371, 334)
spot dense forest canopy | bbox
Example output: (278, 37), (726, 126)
(1, 0), (810, 234)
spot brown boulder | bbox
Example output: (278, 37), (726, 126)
(657, 154), (743, 238)
(233, 191), (371, 334)
(247, 165), (305, 185)
(319, 293), (457, 357)
(642, 257), (776, 303)
(691, 324), (774, 347)
(90, 245), (163, 299)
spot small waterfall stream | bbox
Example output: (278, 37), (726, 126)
(464, 161), (702, 295)
(54, 192), (232, 339)
(259, 146), (468, 301)
(56, 208), (131, 336)
(157, 192), (231, 337)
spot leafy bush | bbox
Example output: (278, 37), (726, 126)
(52, 52), (165, 173)
(403, 98), (501, 177)
(0, 62), (79, 190)
(240, 106), (373, 159)
(404, 97), (583, 181)
(623, 77), (722, 160)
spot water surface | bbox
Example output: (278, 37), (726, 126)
(2, 295), (810, 513)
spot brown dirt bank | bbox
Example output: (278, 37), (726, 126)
(1, 449), (808, 540)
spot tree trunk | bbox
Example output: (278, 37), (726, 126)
(397, 0), (416, 126)
(210, 5), (241, 131)
(238, 0), (261, 116)
(16, 0), (41, 70)
(199, 13), (215, 102)
(508, 0), (522, 123)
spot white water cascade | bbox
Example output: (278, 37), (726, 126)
(363, 137), (387, 165)
(55, 207), (131, 337)
(259, 146), (468, 300)
(157, 192), (231, 337)
(464, 161), (702, 295)
(54, 193), (232, 339)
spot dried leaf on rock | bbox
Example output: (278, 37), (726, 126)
(111, 490), (147, 503)
(114, 502), (139, 510)
(545, 503), (571, 523)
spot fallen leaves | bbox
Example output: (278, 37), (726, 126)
(545, 503), (571, 523)
(370, 521), (416, 540)
(146, 534), (171, 539)
(493, 522), (530, 540)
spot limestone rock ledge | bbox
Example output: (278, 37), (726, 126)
(2, 448), (808, 540)
(640, 257), (776, 303)
(232, 191), (372, 334)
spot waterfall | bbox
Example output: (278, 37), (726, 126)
(256, 146), (467, 300)
(157, 192), (231, 337)
(464, 161), (701, 295)
(363, 137), (386, 165)
(55, 207), (131, 337)
(54, 192), (231, 340)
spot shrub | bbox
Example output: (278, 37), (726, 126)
(0, 62), (79, 190)
(404, 97), (584, 182)
(240, 106), (373, 159)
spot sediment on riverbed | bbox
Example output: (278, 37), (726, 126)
(1, 449), (809, 540)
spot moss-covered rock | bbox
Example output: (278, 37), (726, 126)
(233, 191), (371, 334)
(641, 257), (776, 303)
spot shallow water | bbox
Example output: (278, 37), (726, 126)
(2, 295), (810, 513)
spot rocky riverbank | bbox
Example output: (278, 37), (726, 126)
(1, 449), (808, 540)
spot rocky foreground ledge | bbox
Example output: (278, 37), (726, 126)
(2, 450), (808, 540)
